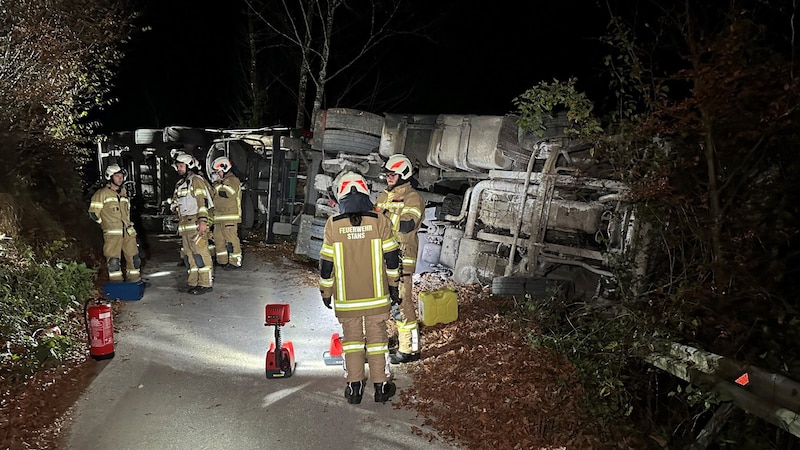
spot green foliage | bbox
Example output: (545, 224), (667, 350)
(512, 78), (603, 138)
(524, 290), (650, 426)
(0, 0), (133, 382)
(0, 0), (137, 193)
(588, 1), (800, 446)
(0, 243), (96, 376)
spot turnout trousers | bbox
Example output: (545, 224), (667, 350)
(103, 228), (141, 282)
(179, 216), (214, 288)
(340, 313), (391, 383)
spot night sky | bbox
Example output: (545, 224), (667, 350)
(99, 0), (608, 133)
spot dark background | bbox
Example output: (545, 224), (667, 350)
(99, 0), (608, 132)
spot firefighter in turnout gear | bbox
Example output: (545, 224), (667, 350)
(210, 156), (242, 269)
(319, 171), (401, 404)
(88, 164), (141, 282)
(376, 154), (424, 364)
(172, 153), (215, 295)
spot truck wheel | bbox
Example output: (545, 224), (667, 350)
(324, 108), (384, 135)
(322, 129), (380, 155)
(310, 217), (327, 240)
(308, 238), (324, 261)
(491, 276), (572, 298)
(241, 194), (255, 230)
(134, 129), (162, 145)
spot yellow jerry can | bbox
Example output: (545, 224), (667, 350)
(418, 287), (458, 326)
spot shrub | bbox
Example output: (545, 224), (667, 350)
(0, 247), (95, 378)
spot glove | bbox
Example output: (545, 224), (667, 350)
(322, 297), (332, 309)
(388, 286), (401, 306)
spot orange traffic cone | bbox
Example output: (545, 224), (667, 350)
(323, 333), (344, 365)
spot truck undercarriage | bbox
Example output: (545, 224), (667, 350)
(97, 107), (644, 300)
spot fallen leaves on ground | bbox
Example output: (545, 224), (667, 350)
(388, 273), (614, 449)
(248, 244), (643, 449)
(1, 238), (638, 449)
(0, 300), (128, 450)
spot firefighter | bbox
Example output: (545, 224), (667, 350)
(172, 153), (214, 295)
(88, 164), (141, 283)
(210, 156), (242, 269)
(375, 154), (425, 364)
(319, 171), (401, 404)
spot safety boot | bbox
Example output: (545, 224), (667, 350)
(390, 352), (420, 364)
(188, 286), (213, 295)
(374, 381), (396, 403)
(344, 381), (363, 404)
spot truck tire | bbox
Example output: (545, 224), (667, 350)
(491, 276), (572, 298)
(308, 238), (324, 261)
(324, 108), (384, 135)
(322, 129), (380, 155)
(310, 217), (327, 240)
(241, 194), (255, 230)
(134, 129), (162, 145)
(163, 126), (209, 145)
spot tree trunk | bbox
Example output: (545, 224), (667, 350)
(294, 0), (313, 129)
(311, 3), (333, 133)
(699, 103), (724, 277)
(247, 10), (262, 127)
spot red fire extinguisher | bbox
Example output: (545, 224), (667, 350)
(84, 298), (115, 360)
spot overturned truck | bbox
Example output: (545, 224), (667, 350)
(96, 126), (307, 242)
(295, 108), (645, 300)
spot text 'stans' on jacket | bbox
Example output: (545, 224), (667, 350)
(88, 185), (133, 234)
(319, 212), (400, 318)
(212, 172), (242, 223)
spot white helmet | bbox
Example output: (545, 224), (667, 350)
(104, 164), (126, 181)
(173, 152), (197, 170)
(212, 156), (232, 173)
(383, 154), (413, 180)
(335, 171), (370, 201)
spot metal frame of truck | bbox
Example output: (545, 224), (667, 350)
(295, 108), (646, 300)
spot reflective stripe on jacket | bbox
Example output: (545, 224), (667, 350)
(212, 172), (242, 223)
(173, 173), (213, 219)
(375, 182), (424, 270)
(88, 185), (132, 234)
(319, 212), (399, 318)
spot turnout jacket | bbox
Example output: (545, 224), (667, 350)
(88, 184), (134, 236)
(375, 182), (424, 271)
(212, 172), (242, 224)
(172, 172), (214, 233)
(319, 211), (400, 318)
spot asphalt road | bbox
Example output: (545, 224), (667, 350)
(65, 234), (452, 450)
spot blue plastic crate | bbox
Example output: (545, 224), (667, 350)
(103, 280), (145, 301)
